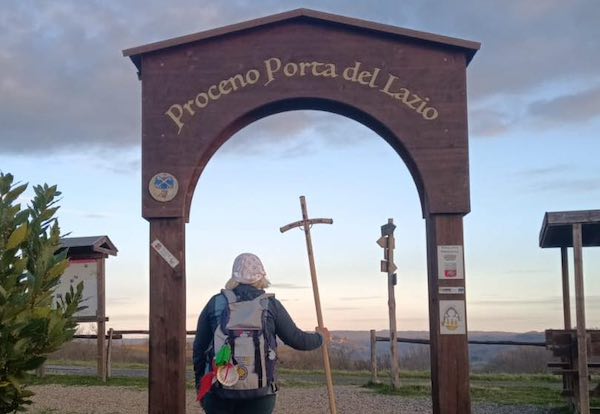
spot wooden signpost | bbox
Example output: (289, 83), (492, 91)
(124, 8), (479, 413)
(280, 196), (336, 414)
(58, 236), (118, 382)
(376, 219), (400, 389)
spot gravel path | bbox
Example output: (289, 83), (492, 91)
(27, 384), (556, 413)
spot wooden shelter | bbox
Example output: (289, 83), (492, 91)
(123, 9), (479, 413)
(59, 235), (118, 381)
(540, 210), (600, 413)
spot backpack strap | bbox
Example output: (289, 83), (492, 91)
(257, 293), (274, 309)
(213, 293), (228, 317)
(253, 331), (263, 388)
(221, 289), (238, 304)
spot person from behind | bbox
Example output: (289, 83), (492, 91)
(193, 252), (329, 414)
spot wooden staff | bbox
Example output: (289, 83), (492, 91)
(280, 196), (336, 414)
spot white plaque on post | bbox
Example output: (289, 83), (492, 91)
(440, 300), (466, 335)
(437, 245), (464, 280)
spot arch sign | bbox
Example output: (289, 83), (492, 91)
(124, 9), (479, 414)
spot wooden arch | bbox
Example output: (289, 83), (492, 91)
(124, 9), (479, 414)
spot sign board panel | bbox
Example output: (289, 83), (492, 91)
(440, 300), (466, 335)
(54, 259), (98, 318)
(437, 245), (464, 280)
(439, 286), (465, 295)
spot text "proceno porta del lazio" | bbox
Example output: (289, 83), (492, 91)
(165, 57), (440, 135)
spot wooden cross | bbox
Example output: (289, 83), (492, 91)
(280, 195), (336, 414)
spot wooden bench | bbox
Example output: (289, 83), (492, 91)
(546, 329), (600, 411)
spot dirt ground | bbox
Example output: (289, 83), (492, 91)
(27, 384), (554, 414)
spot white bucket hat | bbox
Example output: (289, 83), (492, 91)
(231, 253), (267, 284)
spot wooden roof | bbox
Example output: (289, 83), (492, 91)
(123, 8), (480, 71)
(60, 235), (118, 257)
(539, 210), (600, 248)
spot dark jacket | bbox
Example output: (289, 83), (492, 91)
(192, 284), (323, 389)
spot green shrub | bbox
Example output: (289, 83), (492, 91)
(0, 173), (84, 413)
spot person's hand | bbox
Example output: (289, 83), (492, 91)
(316, 326), (331, 346)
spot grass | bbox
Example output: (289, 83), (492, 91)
(28, 369), (600, 409)
(363, 382), (568, 407)
(46, 359), (150, 370)
(27, 374), (148, 390)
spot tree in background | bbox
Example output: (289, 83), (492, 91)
(0, 173), (84, 413)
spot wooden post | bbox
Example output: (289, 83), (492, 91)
(572, 223), (590, 414)
(377, 219), (400, 388)
(426, 214), (470, 414)
(370, 329), (379, 384)
(560, 247), (573, 400)
(385, 220), (400, 389)
(149, 218), (186, 414)
(97, 258), (106, 382)
(561, 247), (572, 330)
(280, 196), (336, 414)
(106, 328), (114, 379)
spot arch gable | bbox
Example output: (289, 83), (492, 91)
(129, 11), (477, 219)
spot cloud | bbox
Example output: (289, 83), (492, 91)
(468, 108), (512, 137)
(526, 177), (600, 194)
(527, 86), (600, 124)
(221, 111), (371, 158)
(102, 158), (141, 175)
(513, 164), (600, 194)
(81, 212), (112, 219)
(1, 0), (598, 153)
(515, 165), (571, 178)
(326, 306), (361, 311)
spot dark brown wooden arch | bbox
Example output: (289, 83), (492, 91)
(124, 8), (479, 414)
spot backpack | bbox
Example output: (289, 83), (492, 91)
(210, 289), (278, 399)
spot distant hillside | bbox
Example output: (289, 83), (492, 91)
(137, 329), (548, 371)
(329, 330), (547, 370)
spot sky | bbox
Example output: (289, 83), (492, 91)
(1, 0), (599, 334)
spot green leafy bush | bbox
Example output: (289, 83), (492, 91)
(0, 173), (84, 413)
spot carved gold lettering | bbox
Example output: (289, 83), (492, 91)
(379, 74), (439, 120)
(228, 74), (247, 91)
(264, 57), (281, 86)
(165, 104), (185, 135)
(219, 80), (232, 95)
(357, 70), (372, 85)
(207, 85), (220, 100)
(195, 92), (209, 108)
(416, 97), (430, 114)
(369, 68), (380, 88)
(246, 69), (260, 84)
(311, 62), (324, 76)
(343, 62), (362, 82)
(164, 57), (440, 134)
(300, 62), (312, 76)
(283, 62), (298, 77)
(396, 88), (411, 102)
(422, 107), (438, 120)
(183, 100), (196, 116)
(404, 94), (422, 109)
(320, 63), (337, 78)
(380, 73), (399, 96)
